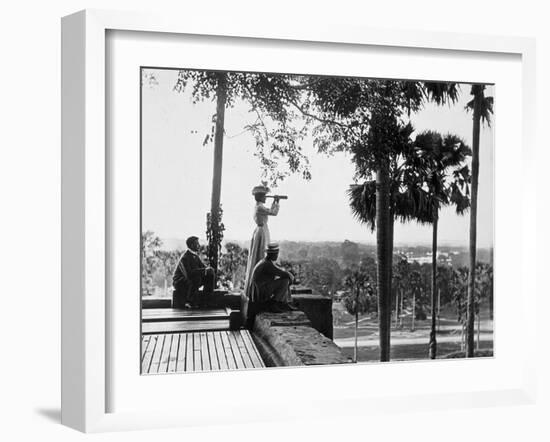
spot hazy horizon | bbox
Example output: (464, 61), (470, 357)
(156, 235), (493, 251)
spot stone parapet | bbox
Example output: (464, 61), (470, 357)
(291, 293), (334, 339)
(252, 311), (348, 367)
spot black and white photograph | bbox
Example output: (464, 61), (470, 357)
(140, 67), (494, 374)
(4, 0), (550, 439)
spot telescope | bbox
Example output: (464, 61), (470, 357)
(266, 195), (288, 200)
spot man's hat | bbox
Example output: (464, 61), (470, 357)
(252, 184), (270, 196)
(265, 243), (279, 253)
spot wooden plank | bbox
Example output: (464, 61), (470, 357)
(141, 335), (150, 363)
(232, 331), (255, 369)
(142, 335), (151, 354)
(206, 333), (220, 371)
(149, 334), (166, 374)
(186, 333), (194, 372)
(220, 330), (237, 370)
(193, 333), (202, 372)
(226, 331), (246, 370)
(176, 333), (187, 372)
(240, 330), (265, 368)
(168, 334), (180, 373)
(213, 331), (228, 371)
(200, 332), (211, 371)
(158, 334), (173, 373)
(142, 320), (229, 334)
(143, 308), (228, 317)
(142, 308), (230, 322)
(141, 334), (157, 374)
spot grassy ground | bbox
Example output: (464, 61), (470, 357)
(333, 301), (494, 362)
(341, 340), (493, 362)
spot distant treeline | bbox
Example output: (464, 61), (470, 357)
(160, 237), (492, 267)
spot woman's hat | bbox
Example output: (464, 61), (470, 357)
(252, 184), (270, 196)
(266, 243), (279, 253)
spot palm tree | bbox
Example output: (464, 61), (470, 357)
(408, 270), (424, 331)
(465, 85), (493, 357)
(413, 131), (471, 358)
(347, 120), (433, 356)
(343, 267), (374, 362)
(295, 78), (460, 361)
(393, 258), (411, 328)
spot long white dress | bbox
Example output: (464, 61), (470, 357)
(243, 200), (279, 300)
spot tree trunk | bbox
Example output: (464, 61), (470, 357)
(477, 312), (481, 351)
(411, 291), (416, 332)
(376, 165), (391, 361)
(388, 216), (394, 336)
(429, 214), (438, 359)
(395, 286), (399, 328)
(400, 289), (404, 328)
(467, 89), (482, 357)
(354, 292), (359, 363)
(437, 288), (441, 333)
(209, 73), (227, 274)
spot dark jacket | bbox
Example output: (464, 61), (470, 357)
(251, 258), (291, 289)
(173, 250), (206, 289)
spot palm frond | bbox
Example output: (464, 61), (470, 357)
(423, 82), (460, 105)
(465, 84), (494, 127)
(347, 182), (377, 231)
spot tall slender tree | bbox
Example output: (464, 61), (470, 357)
(464, 84), (493, 357)
(413, 131), (471, 358)
(343, 266), (374, 362)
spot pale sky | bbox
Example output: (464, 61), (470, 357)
(142, 69), (494, 247)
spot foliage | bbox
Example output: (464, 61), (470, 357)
(465, 85), (494, 127)
(413, 130), (471, 216)
(218, 242), (249, 290)
(342, 264), (376, 316)
(173, 70), (313, 186)
(341, 240), (360, 266)
(141, 231), (162, 295)
(392, 258), (434, 319)
(408, 269), (429, 319)
(451, 263), (492, 326)
(152, 250), (181, 289)
(301, 257), (345, 297)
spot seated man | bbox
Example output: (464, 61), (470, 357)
(172, 236), (215, 308)
(249, 243), (296, 317)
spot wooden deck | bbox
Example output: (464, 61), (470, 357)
(141, 329), (265, 374)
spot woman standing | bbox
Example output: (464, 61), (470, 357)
(243, 184), (281, 301)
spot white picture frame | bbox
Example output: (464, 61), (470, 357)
(61, 9), (537, 433)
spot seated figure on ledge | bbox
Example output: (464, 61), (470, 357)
(172, 236), (215, 309)
(245, 243), (297, 327)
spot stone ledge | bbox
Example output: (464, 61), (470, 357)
(252, 312), (348, 367)
(254, 311), (312, 328)
(291, 293), (334, 339)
